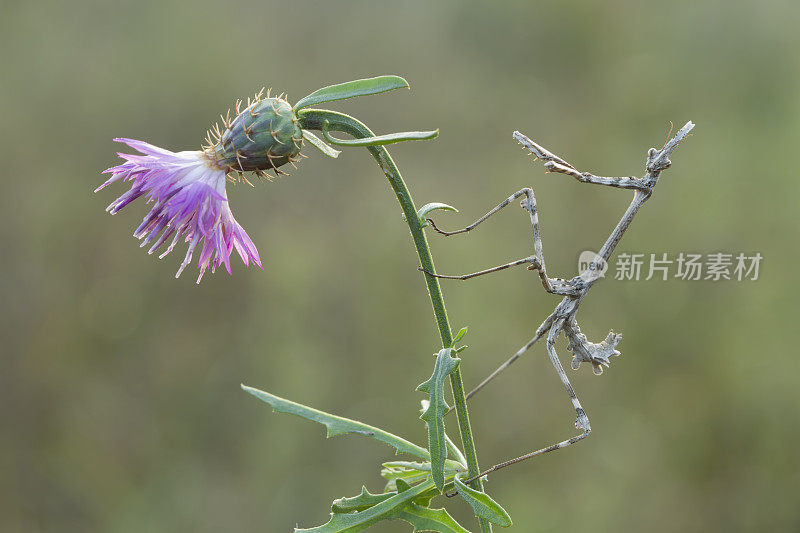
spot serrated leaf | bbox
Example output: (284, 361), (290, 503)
(453, 475), (512, 528)
(321, 126), (439, 147)
(331, 486), (394, 514)
(416, 348), (460, 492)
(395, 503), (471, 533)
(295, 479), (435, 533)
(242, 385), (429, 460)
(417, 203), (459, 228)
(302, 130), (341, 158)
(294, 75), (409, 111)
(316, 480), (467, 533)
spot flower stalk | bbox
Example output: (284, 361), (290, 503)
(298, 108), (492, 533)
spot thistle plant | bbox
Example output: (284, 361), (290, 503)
(97, 75), (694, 532)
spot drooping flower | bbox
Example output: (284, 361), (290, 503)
(97, 92), (304, 283)
(97, 77), (438, 283)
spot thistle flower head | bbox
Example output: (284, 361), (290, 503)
(97, 139), (262, 283)
(204, 89), (304, 178)
(96, 88), (313, 283)
(96, 76), (437, 283)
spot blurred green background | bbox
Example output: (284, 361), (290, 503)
(2, 0), (798, 531)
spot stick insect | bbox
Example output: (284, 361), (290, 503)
(420, 121), (695, 485)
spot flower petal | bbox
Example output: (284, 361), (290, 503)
(98, 139), (261, 282)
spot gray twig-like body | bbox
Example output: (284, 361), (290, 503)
(423, 122), (695, 483)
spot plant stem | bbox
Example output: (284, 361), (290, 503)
(299, 109), (492, 533)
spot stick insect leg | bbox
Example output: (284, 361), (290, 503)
(428, 188), (545, 271)
(427, 188), (534, 237)
(544, 321), (591, 433)
(445, 312), (556, 416)
(513, 130), (648, 190)
(454, 320), (590, 487)
(464, 312), (555, 402)
(425, 188), (573, 294)
(419, 256), (539, 281)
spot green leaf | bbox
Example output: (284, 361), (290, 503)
(331, 487), (394, 514)
(318, 481), (469, 533)
(302, 130), (341, 158)
(395, 503), (471, 533)
(242, 385), (429, 460)
(395, 478), (436, 509)
(321, 125), (439, 147)
(382, 460), (466, 491)
(416, 348), (460, 492)
(295, 479), (435, 533)
(451, 326), (468, 346)
(395, 479), (413, 493)
(381, 464), (429, 492)
(294, 75), (409, 111)
(382, 460), (466, 474)
(453, 475), (512, 528)
(445, 434), (468, 469)
(416, 203), (459, 228)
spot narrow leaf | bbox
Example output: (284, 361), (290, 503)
(382, 460), (466, 474)
(396, 479), (435, 509)
(382, 460), (466, 491)
(242, 385), (429, 460)
(453, 475), (512, 527)
(395, 479), (412, 493)
(322, 125), (439, 147)
(294, 75), (409, 111)
(295, 479), (435, 533)
(331, 486), (394, 514)
(417, 203), (459, 228)
(302, 130), (341, 158)
(451, 326), (468, 346)
(445, 434), (468, 469)
(381, 464), (428, 492)
(395, 503), (471, 533)
(416, 348), (460, 492)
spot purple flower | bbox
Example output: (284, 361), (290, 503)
(97, 138), (262, 283)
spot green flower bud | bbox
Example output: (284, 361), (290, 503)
(206, 92), (303, 176)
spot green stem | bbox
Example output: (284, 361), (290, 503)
(299, 109), (492, 533)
